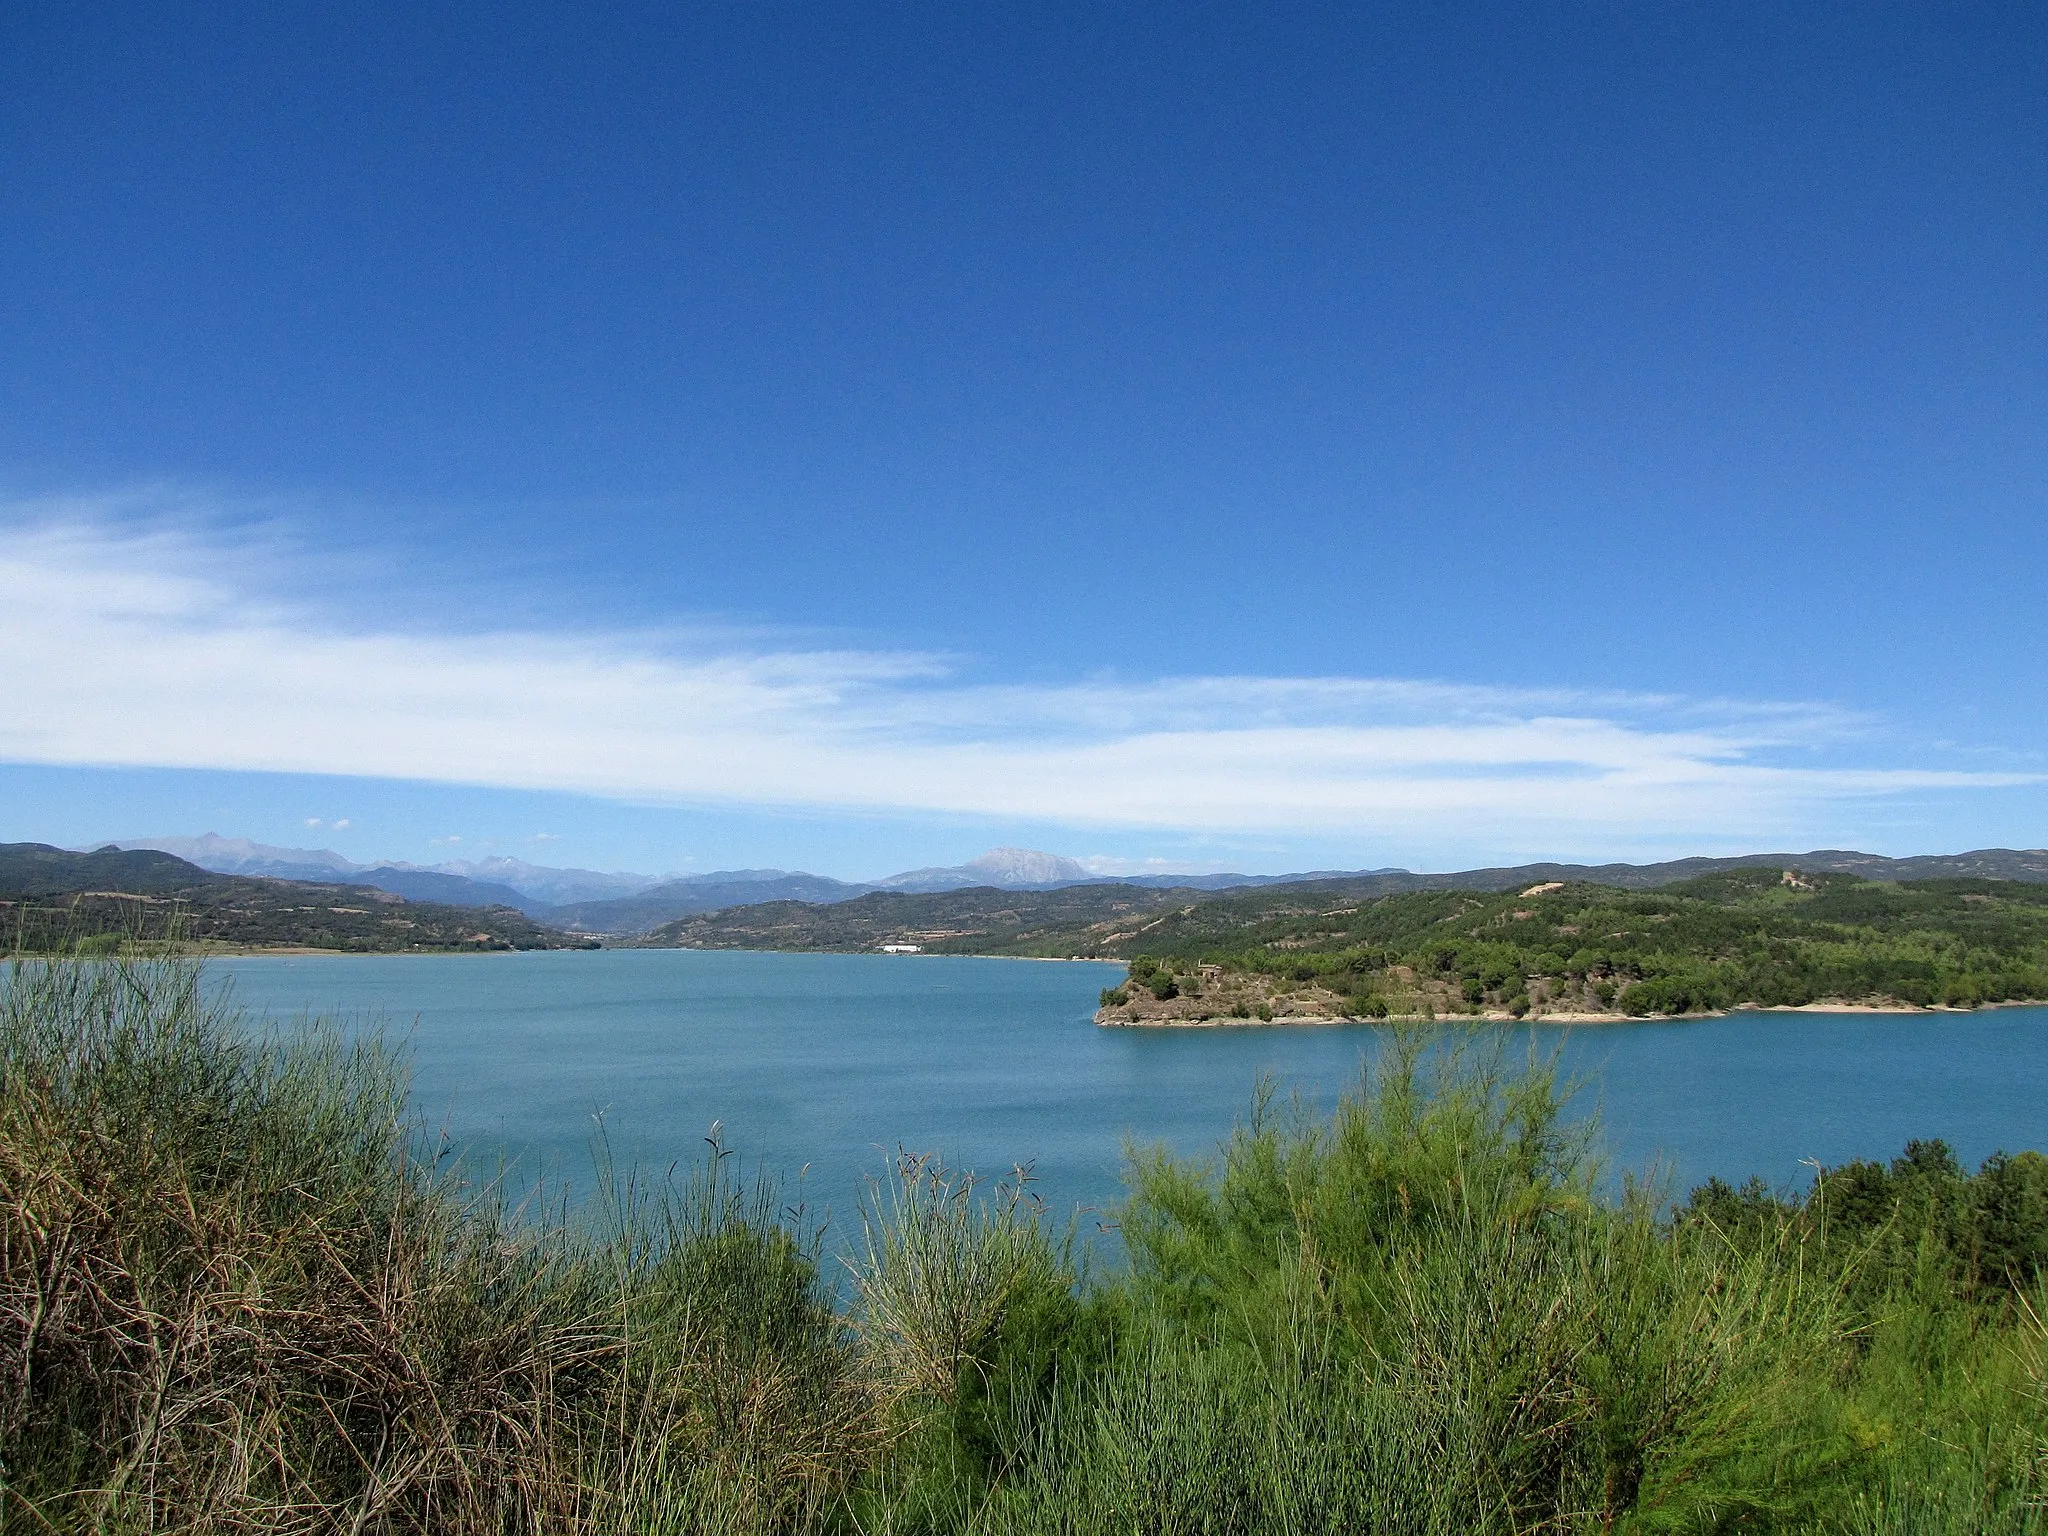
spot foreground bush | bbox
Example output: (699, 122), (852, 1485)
(0, 954), (875, 1532)
(3, 955), (2045, 1533)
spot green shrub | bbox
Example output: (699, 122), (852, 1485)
(1108, 1036), (1867, 1531)
(854, 1153), (1061, 1410)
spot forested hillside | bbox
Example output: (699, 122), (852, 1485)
(0, 843), (586, 953)
(1096, 869), (2048, 1020)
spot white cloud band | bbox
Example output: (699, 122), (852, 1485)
(0, 514), (2031, 842)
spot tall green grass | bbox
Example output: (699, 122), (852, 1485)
(3, 954), (2044, 1533)
(0, 952), (873, 1532)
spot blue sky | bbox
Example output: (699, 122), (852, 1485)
(2, 2), (2044, 878)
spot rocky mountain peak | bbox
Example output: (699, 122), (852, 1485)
(963, 847), (1091, 885)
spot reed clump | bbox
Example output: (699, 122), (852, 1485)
(4, 953), (2046, 1533)
(0, 952), (874, 1532)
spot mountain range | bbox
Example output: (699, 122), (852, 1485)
(110, 836), (661, 914)
(103, 834), (2048, 937)
(107, 838), (1309, 931)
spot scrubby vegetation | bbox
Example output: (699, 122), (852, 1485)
(5, 953), (2047, 1532)
(1100, 870), (2048, 1020)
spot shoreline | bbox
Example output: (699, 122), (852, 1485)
(1099, 997), (2044, 1028)
(201, 947), (1128, 962)
(179, 944), (1121, 961)
(179, 944), (562, 958)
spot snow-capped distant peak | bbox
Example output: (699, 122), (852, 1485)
(875, 846), (1096, 892)
(962, 847), (1091, 885)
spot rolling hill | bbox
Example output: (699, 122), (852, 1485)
(0, 844), (589, 953)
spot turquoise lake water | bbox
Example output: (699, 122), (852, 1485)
(211, 950), (2048, 1245)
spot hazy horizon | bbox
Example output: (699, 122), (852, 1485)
(47, 829), (2048, 895)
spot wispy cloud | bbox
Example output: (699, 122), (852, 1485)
(0, 509), (2032, 844)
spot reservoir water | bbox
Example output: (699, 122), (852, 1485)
(212, 949), (2048, 1244)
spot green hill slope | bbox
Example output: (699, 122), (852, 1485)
(646, 882), (1188, 952)
(0, 843), (587, 953)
